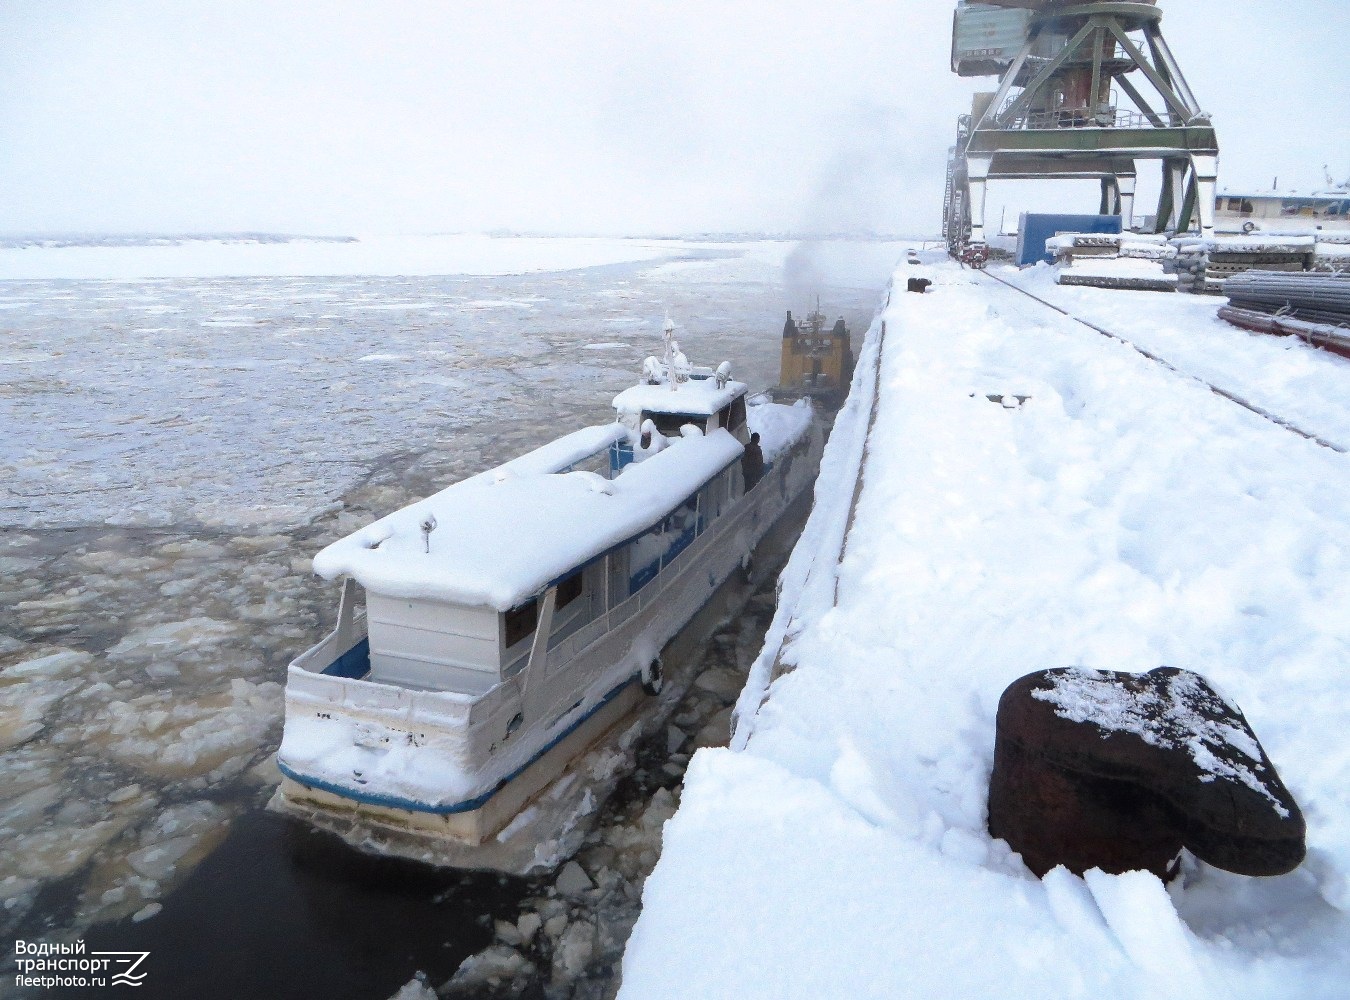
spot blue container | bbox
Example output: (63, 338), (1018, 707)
(1017, 213), (1122, 266)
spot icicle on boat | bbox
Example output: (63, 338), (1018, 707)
(272, 320), (822, 870)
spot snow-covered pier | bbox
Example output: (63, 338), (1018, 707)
(618, 256), (1350, 998)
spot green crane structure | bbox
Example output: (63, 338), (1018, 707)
(943, 0), (1219, 252)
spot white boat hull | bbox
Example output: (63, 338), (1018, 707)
(272, 418), (823, 869)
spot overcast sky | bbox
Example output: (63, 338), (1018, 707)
(1, 1), (1345, 237)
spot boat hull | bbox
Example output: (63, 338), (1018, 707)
(272, 414), (823, 869)
(277, 677), (644, 847)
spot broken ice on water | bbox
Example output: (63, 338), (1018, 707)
(0, 247), (884, 946)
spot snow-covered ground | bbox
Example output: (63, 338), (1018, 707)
(619, 257), (1350, 999)
(0, 236), (897, 944)
(1008, 262), (1350, 448)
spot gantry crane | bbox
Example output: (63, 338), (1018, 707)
(944, 0), (1219, 256)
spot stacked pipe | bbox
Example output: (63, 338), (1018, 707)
(1223, 270), (1350, 327)
(1218, 306), (1350, 360)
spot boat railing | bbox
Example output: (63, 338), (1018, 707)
(549, 612), (613, 669)
(293, 627), (345, 675)
(545, 486), (743, 673)
(658, 536), (698, 588)
(287, 653), (482, 724)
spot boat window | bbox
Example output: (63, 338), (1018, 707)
(665, 494), (698, 537)
(645, 411), (705, 438)
(716, 404), (731, 430)
(697, 482), (714, 531)
(504, 598), (538, 648)
(628, 493), (700, 595)
(606, 549), (628, 609)
(556, 570), (583, 610)
(710, 467), (730, 513)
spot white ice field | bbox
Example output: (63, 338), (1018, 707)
(0, 235), (899, 937)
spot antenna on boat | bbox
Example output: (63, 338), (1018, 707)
(420, 513), (438, 554)
(663, 312), (677, 392)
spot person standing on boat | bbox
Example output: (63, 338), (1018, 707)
(742, 432), (764, 490)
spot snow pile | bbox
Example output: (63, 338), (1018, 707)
(1059, 255), (1178, 283)
(746, 397), (814, 461)
(619, 258), (1350, 998)
(1046, 232), (1175, 260)
(1187, 235), (1317, 254)
(613, 378), (747, 419)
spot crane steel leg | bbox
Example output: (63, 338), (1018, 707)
(1116, 171), (1137, 231)
(966, 154), (992, 245)
(1190, 154), (1218, 238)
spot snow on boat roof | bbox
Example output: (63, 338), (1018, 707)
(312, 426), (744, 611)
(473, 424), (627, 481)
(612, 377), (747, 418)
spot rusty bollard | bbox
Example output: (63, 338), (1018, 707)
(988, 667), (1305, 880)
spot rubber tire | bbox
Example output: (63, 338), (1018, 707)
(641, 657), (664, 696)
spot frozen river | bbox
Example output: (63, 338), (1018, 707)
(0, 235), (901, 994)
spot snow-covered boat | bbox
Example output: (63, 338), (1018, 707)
(273, 322), (821, 868)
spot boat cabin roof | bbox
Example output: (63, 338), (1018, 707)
(612, 377), (748, 418)
(312, 424), (744, 611)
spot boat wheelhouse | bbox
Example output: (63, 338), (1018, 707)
(273, 326), (821, 867)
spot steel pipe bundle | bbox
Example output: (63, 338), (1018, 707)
(1218, 305), (1350, 360)
(1223, 271), (1350, 327)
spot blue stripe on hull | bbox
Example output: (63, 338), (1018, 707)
(278, 674), (640, 816)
